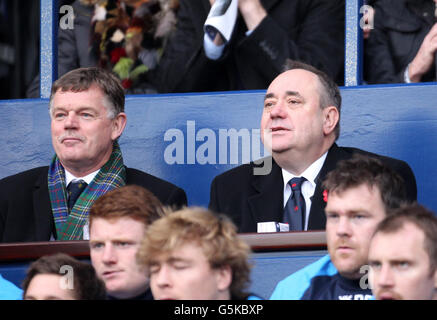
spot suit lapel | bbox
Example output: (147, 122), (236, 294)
(33, 168), (54, 240)
(308, 144), (350, 230)
(248, 158), (284, 228)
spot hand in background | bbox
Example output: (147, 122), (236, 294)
(408, 23), (437, 82)
(238, 0), (267, 31)
(207, 0), (267, 44)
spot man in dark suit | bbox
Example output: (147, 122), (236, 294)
(0, 67), (187, 243)
(209, 60), (417, 233)
(154, 0), (345, 93)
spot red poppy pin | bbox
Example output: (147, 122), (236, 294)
(323, 189), (328, 203)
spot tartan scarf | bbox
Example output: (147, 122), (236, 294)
(48, 142), (126, 240)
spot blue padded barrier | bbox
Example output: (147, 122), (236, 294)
(40, 0), (58, 98)
(344, 0), (363, 86)
(249, 251), (327, 299)
(1, 84), (436, 211)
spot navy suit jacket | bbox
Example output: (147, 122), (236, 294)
(0, 166), (187, 243)
(209, 144), (417, 233)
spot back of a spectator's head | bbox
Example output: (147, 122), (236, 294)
(137, 207), (252, 300)
(283, 59), (342, 140)
(89, 185), (164, 229)
(374, 204), (437, 273)
(22, 253), (106, 300)
(323, 154), (407, 212)
(49, 67), (125, 118)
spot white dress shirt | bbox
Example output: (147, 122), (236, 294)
(65, 169), (99, 186)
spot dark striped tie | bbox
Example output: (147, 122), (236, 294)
(283, 177), (306, 231)
(67, 180), (87, 212)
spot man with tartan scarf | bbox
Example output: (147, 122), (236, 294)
(0, 67), (187, 243)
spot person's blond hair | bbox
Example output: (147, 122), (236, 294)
(137, 207), (252, 299)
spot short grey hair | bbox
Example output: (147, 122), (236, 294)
(282, 59), (341, 140)
(49, 67), (125, 119)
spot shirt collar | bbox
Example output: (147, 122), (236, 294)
(65, 168), (100, 186)
(282, 151), (328, 188)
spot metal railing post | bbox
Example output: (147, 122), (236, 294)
(40, 0), (58, 98)
(344, 0), (363, 86)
